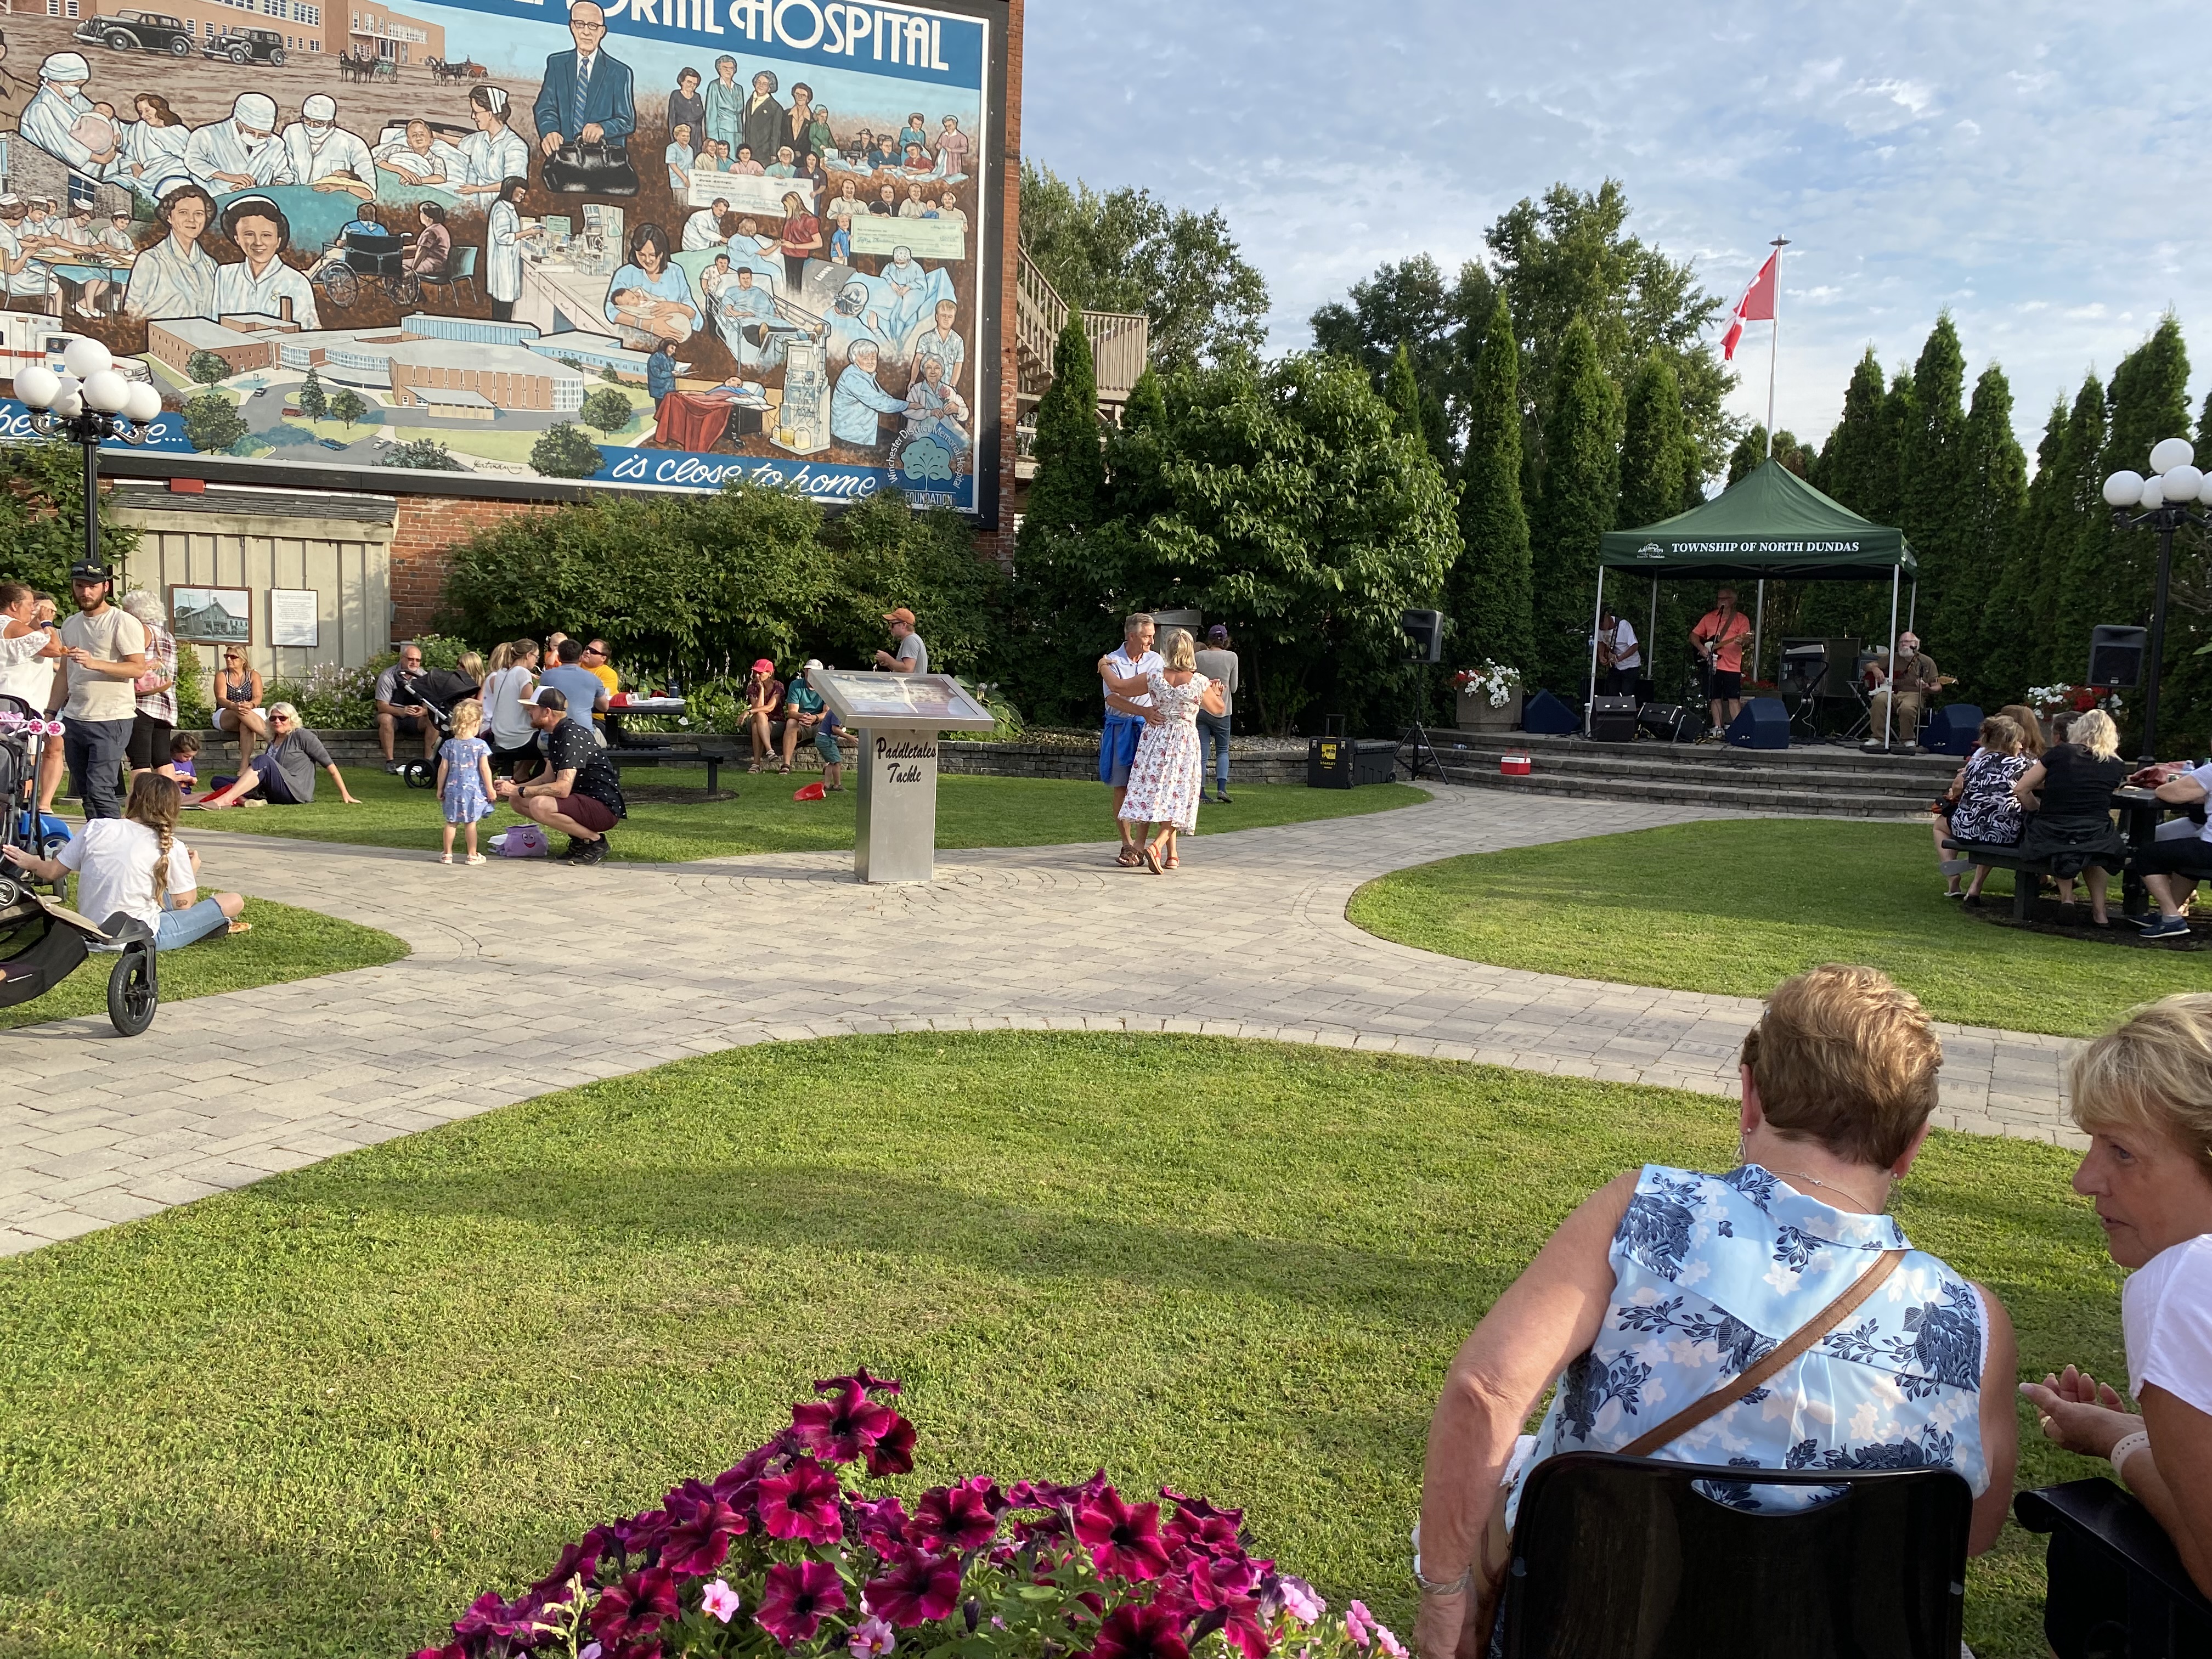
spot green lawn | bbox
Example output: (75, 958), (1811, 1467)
(180, 769), (1426, 864)
(0, 892), (405, 1032)
(0, 1034), (2117, 1659)
(1348, 819), (2205, 1037)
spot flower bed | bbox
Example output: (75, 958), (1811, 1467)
(413, 1373), (1397, 1659)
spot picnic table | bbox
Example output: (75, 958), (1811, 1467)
(1945, 783), (2180, 923)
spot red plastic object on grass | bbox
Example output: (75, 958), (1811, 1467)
(1500, 754), (1532, 776)
(793, 781), (826, 802)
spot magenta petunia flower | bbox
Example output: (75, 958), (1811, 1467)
(849, 1494), (914, 1553)
(700, 1579), (742, 1624)
(1163, 1493), (1245, 1560)
(1344, 1600), (1376, 1651)
(663, 1492), (743, 1575)
(1260, 1576), (1324, 1626)
(1088, 1602), (1190, 1659)
(756, 1559), (850, 1646)
(1073, 1487), (1172, 1582)
(533, 1525), (619, 1596)
(864, 1551), (964, 1627)
(794, 1383), (899, 1464)
(865, 1414), (918, 1477)
(812, 1368), (904, 1398)
(588, 1567), (681, 1648)
(849, 1613), (899, 1657)
(758, 1457), (846, 1545)
(906, 1482), (1001, 1554)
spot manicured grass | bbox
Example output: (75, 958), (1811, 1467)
(1348, 819), (2205, 1037)
(179, 768), (1426, 863)
(0, 892), (405, 1032)
(0, 1033), (2115, 1659)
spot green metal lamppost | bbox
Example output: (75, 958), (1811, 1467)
(2101, 435), (2200, 764)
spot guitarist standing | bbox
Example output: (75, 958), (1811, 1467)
(1691, 587), (1754, 738)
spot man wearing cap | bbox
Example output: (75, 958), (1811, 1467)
(493, 689), (626, 866)
(872, 608), (928, 675)
(778, 658), (842, 785)
(281, 95), (374, 196)
(47, 562), (146, 821)
(21, 53), (116, 173)
(184, 93), (294, 193)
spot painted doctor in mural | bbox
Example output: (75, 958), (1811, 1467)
(485, 174), (541, 323)
(281, 95), (376, 198)
(21, 53), (119, 174)
(184, 94), (294, 193)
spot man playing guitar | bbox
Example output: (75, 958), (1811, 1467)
(1691, 586), (1754, 737)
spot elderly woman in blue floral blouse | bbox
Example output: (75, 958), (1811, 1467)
(1412, 965), (2020, 1657)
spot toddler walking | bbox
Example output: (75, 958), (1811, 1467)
(435, 698), (496, 865)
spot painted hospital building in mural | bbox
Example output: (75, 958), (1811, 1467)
(39, 0), (443, 62)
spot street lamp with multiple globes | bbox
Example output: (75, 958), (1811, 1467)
(2101, 435), (2204, 764)
(12, 336), (168, 579)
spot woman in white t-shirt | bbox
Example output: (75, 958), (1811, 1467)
(2023, 992), (2212, 1597)
(479, 637), (541, 778)
(2, 771), (244, 948)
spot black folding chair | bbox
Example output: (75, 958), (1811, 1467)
(1497, 1451), (1974, 1658)
(2016, 1479), (2212, 1658)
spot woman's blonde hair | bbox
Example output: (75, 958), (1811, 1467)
(450, 697), (484, 740)
(268, 701), (300, 726)
(2070, 994), (2212, 1179)
(2071, 708), (2120, 759)
(124, 770), (183, 907)
(1740, 964), (1941, 1169)
(457, 652), (484, 682)
(487, 641), (515, 676)
(1978, 714), (2022, 755)
(1997, 704), (2047, 757)
(1166, 630), (1197, 673)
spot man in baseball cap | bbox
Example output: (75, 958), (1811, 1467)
(777, 656), (842, 784)
(50, 557), (146, 820)
(873, 607), (927, 675)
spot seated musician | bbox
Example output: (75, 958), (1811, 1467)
(1865, 630), (1940, 751)
(1690, 586), (1752, 737)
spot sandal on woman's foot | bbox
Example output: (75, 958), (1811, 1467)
(437, 853), (453, 864)
(1115, 846), (1142, 867)
(747, 762), (763, 774)
(778, 761), (792, 774)
(466, 853), (487, 865)
(1163, 856), (1180, 869)
(1142, 843), (1163, 875)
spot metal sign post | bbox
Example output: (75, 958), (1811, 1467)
(809, 670), (998, 884)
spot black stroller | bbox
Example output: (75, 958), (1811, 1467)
(395, 668), (482, 790)
(0, 696), (158, 1035)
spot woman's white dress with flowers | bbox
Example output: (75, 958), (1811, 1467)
(1117, 669), (1210, 833)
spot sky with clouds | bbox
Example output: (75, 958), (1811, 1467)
(1021, 0), (2212, 464)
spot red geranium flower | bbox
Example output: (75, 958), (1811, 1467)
(864, 1550), (964, 1626)
(758, 1456), (845, 1545)
(907, 1480), (1002, 1553)
(1088, 1602), (1189, 1659)
(793, 1383), (899, 1464)
(865, 1414), (917, 1477)
(1073, 1487), (1172, 1582)
(588, 1566), (680, 1648)
(756, 1559), (849, 1646)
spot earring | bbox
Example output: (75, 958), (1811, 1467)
(1735, 1132), (1748, 1165)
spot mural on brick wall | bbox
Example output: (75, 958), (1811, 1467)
(0, 0), (1000, 510)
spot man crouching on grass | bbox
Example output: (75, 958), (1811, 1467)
(492, 689), (627, 865)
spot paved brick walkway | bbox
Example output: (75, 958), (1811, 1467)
(0, 788), (2080, 1254)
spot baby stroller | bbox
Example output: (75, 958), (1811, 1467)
(395, 668), (481, 790)
(1, 696), (71, 897)
(0, 869), (159, 1035)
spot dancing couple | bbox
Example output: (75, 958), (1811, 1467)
(1098, 622), (1227, 874)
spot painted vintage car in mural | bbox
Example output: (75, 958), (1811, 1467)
(0, 0), (1000, 512)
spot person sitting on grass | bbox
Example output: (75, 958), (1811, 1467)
(1932, 713), (2032, 902)
(194, 703), (361, 808)
(168, 729), (200, 794)
(1412, 964), (2018, 1659)
(3, 770), (246, 947)
(490, 688), (625, 866)
(2021, 994), (2212, 1626)
(2012, 707), (2129, 926)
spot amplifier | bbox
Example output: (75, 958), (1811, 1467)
(1778, 636), (1858, 698)
(1638, 702), (1703, 743)
(1590, 696), (1639, 743)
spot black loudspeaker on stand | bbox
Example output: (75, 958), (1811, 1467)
(1924, 703), (1983, 757)
(1725, 697), (1790, 751)
(1589, 696), (1639, 743)
(2089, 625), (2146, 689)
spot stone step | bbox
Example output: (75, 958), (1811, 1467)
(1419, 748), (1954, 797)
(1429, 765), (1928, 819)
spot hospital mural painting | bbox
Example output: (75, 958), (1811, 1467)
(0, 0), (998, 510)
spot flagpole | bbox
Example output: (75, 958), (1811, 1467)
(1764, 236), (1787, 458)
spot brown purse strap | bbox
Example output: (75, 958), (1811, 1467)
(1619, 1248), (1908, 1459)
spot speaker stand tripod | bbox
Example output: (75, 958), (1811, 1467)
(1398, 721), (1455, 786)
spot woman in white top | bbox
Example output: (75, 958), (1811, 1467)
(484, 174), (540, 322)
(480, 637), (541, 777)
(2, 771), (244, 948)
(212, 195), (319, 329)
(117, 93), (191, 200)
(455, 86), (529, 210)
(2025, 992), (2212, 1597)
(123, 182), (218, 321)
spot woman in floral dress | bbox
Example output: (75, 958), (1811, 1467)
(1098, 630), (1227, 873)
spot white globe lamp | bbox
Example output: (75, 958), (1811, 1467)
(2149, 436), (2196, 475)
(2140, 473), (2166, 509)
(60, 336), (111, 382)
(2164, 464), (2206, 505)
(15, 365), (60, 410)
(122, 382), (162, 425)
(51, 376), (82, 418)
(82, 369), (130, 415)
(2103, 470), (2145, 508)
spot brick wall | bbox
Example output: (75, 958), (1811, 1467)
(990, 0), (1025, 565)
(388, 495), (554, 639)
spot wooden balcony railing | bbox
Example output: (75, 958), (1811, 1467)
(1015, 249), (1148, 404)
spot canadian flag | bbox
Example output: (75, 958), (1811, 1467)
(1720, 251), (1780, 362)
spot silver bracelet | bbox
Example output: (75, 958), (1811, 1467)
(2111, 1429), (2151, 1481)
(1411, 1560), (1474, 1597)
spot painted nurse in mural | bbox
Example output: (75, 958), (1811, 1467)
(122, 183), (219, 321)
(214, 196), (320, 328)
(116, 94), (192, 203)
(454, 86), (531, 211)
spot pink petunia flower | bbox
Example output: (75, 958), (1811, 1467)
(864, 1551), (963, 1627)
(1073, 1487), (1172, 1582)
(758, 1457), (847, 1545)
(1266, 1576), (1324, 1626)
(1375, 1626), (1406, 1659)
(1344, 1601), (1375, 1651)
(849, 1614), (898, 1657)
(756, 1560), (850, 1647)
(588, 1568), (680, 1649)
(865, 1415), (918, 1477)
(793, 1384), (899, 1464)
(700, 1579), (742, 1625)
(907, 1482), (1001, 1554)
(1088, 1602), (1189, 1659)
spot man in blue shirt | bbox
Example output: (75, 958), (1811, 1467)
(830, 341), (906, 449)
(535, 636), (608, 739)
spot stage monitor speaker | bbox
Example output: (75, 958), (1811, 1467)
(1590, 695), (1639, 743)
(1724, 696), (1790, 751)
(1401, 608), (1444, 664)
(1637, 702), (1703, 743)
(2090, 625), (2147, 689)
(1925, 703), (1984, 757)
(1520, 689), (1579, 734)
(1777, 636), (1858, 698)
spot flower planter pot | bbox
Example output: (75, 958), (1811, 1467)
(1457, 691), (1523, 732)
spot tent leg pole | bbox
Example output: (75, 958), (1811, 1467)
(1908, 580), (1917, 634)
(1753, 579), (1765, 687)
(1648, 579), (1659, 697)
(1884, 567), (1900, 752)
(1585, 568), (1606, 736)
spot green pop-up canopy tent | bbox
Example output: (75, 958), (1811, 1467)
(1589, 459), (1920, 744)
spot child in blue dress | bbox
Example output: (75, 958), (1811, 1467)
(435, 698), (496, 865)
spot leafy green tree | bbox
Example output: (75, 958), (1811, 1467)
(382, 437), (455, 470)
(180, 392), (248, 455)
(295, 368), (327, 421)
(1528, 315), (1620, 696)
(1946, 365), (2030, 702)
(2091, 317), (2191, 681)
(329, 387), (367, 430)
(1020, 308), (1103, 542)
(1384, 340), (1424, 438)
(186, 351), (230, 387)
(1617, 353), (1689, 696)
(1310, 255), (1492, 469)
(822, 491), (1007, 678)
(1810, 349), (1904, 522)
(580, 386), (633, 438)
(0, 441), (141, 594)
(1451, 294), (1533, 675)
(2045, 374), (2111, 688)
(1725, 426), (1810, 483)
(529, 421), (602, 479)
(1121, 364), (1167, 433)
(1020, 162), (1269, 370)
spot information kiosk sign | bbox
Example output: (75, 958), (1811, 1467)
(808, 670), (997, 884)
